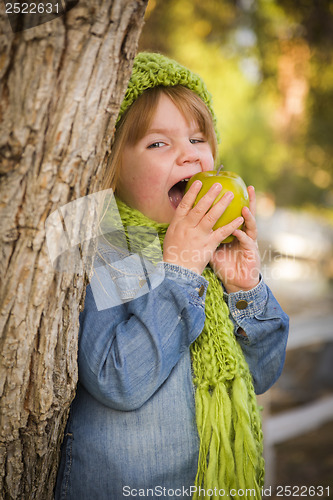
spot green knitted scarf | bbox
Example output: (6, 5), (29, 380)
(100, 196), (265, 499)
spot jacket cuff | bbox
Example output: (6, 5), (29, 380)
(158, 262), (209, 306)
(222, 277), (267, 331)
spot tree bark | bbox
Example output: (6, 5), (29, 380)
(0, 1), (148, 498)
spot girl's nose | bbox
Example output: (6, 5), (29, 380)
(176, 142), (200, 165)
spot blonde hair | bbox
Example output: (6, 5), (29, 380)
(102, 85), (218, 191)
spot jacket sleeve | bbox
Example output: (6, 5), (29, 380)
(78, 262), (208, 411)
(223, 278), (289, 395)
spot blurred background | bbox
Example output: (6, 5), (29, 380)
(139, 0), (333, 495)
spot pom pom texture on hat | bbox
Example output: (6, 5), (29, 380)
(117, 52), (219, 138)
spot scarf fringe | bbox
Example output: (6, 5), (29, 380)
(193, 375), (263, 499)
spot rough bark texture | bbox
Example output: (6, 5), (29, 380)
(0, 1), (148, 498)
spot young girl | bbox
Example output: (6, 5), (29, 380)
(55, 52), (289, 500)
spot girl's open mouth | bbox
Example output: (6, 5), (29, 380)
(168, 178), (190, 208)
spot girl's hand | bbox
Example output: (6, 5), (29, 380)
(163, 181), (243, 275)
(209, 185), (261, 293)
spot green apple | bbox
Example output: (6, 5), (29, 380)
(185, 170), (249, 243)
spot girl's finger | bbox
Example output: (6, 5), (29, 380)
(247, 185), (256, 217)
(232, 227), (258, 250)
(175, 180), (203, 217)
(186, 182), (223, 225)
(242, 205), (257, 240)
(213, 216), (244, 245)
(199, 191), (234, 231)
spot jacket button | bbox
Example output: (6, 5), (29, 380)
(198, 285), (205, 297)
(236, 299), (248, 310)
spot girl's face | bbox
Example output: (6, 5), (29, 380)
(116, 94), (215, 223)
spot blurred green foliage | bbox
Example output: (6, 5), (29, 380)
(139, 0), (333, 211)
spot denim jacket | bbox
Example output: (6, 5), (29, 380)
(55, 243), (289, 500)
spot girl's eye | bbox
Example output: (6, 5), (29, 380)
(147, 141), (166, 149)
(190, 138), (205, 144)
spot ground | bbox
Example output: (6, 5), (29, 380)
(266, 343), (333, 499)
(269, 421), (333, 498)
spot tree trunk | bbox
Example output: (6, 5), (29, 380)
(0, 1), (148, 498)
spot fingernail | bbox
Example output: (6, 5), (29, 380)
(224, 191), (234, 200)
(212, 183), (222, 191)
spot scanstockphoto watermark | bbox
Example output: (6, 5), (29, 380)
(2, 0), (78, 32)
(165, 244), (297, 283)
(166, 245), (261, 281)
(122, 485), (258, 497)
(123, 485), (331, 498)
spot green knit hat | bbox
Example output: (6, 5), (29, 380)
(117, 52), (219, 140)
